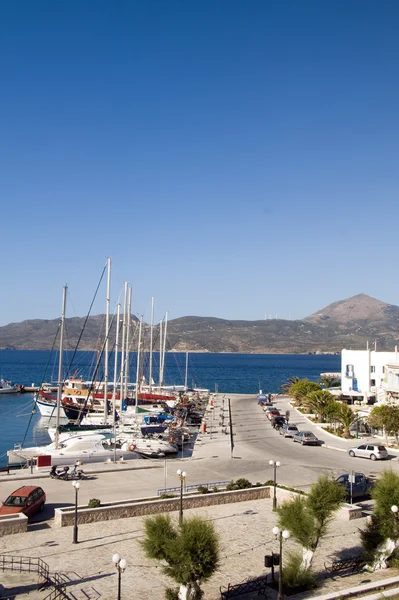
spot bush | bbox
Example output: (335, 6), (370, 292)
(282, 551), (317, 592)
(165, 587), (179, 600)
(88, 498), (101, 508)
(160, 493), (176, 499)
(226, 478), (252, 490)
(197, 485), (210, 494)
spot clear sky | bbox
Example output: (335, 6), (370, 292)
(1, 0), (398, 326)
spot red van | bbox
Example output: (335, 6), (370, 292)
(0, 486), (46, 517)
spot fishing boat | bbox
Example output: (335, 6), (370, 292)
(0, 379), (23, 394)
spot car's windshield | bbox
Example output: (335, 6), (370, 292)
(4, 495), (25, 507)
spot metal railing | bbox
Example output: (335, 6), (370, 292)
(0, 554), (68, 600)
(158, 480), (229, 496)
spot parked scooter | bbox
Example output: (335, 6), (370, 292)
(70, 462), (85, 480)
(49, 463), (85, 481)
(49, 465), (70, 480)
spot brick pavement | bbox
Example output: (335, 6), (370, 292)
(1, 497), (398, 600)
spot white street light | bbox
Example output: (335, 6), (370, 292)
(272, 526), (291, 600)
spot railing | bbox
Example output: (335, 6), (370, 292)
(0, 554), (68, 600)
(158, 481), (229, 496)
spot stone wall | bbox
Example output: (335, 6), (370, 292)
(54, 484), (362, 528)
(0, 513), (28, 536)
(54, 486), (271, 527)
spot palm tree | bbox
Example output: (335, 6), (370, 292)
(281, 376), (301, 394)
(304, 390), (335, 422)
(318, 376), (340, 389)
(140, 514), (220, 599)
(289, 380), (321, 406)
(331, 403), (359, 438)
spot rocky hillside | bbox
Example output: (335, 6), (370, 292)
(1, 294), (399, 353)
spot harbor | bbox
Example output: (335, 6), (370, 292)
(1, 391), (399, 599)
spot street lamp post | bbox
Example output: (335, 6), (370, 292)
(112, 553), (127, 600)
(72, 480), (80, 544)
(269, 460), (280, 511)
(177, 469), (187, 526)
(272, 527), (290, 600)
(391, 505), (398, 538)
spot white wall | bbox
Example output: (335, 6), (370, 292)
(341, 349), (399, 394)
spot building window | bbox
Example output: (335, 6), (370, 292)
(346, 365), (354, 377)
(371, 379), (376, 386)
(382, 366), (385, 374)
(371, 366), (375, 373)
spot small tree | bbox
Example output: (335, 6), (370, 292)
(289, 380), (321, 407)
(303, 390), (335, 422)
(280, 376), (300, 394)
(360, 471), (399, 569)
(330, 403), (359, 438)
(277, 475), (345, 570)
(140, 514), (220, 600)
(368, 405), (399, 444)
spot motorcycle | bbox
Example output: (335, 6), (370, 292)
(49, 463), (85, 481)
(49, 465), (70, 480)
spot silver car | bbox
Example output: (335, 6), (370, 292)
(348, 444), (388, 461)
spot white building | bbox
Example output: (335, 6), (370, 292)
(341, 348), (399, 403)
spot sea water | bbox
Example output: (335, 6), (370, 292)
(0, 350), (340, 465)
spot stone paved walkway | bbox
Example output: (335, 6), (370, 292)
(0, 497), (398, 600)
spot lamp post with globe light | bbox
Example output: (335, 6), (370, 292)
(272, 527), (290, 600)
(177, 469), (187, 526)
(392, 505), (399, 538)
(269, 460), (280, 511)
(72, 480), (80, 544)
(112, 554), (127, 600)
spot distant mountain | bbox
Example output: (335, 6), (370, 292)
(304, 294), (396, 324)
(1, 294), (399, 353)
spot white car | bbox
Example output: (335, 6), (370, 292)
(348, 444), (388, 461)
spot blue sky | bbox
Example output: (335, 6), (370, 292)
(1, 0), (398, 326)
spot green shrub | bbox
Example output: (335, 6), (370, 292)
(197, 485), (210, 494)
(88, 498), (101, 508)
(264, 479), (274, 486)
(160, 493), (176, 499)
(211, 486), (218, 493)
(234, 478), (252, 489)
(226, 480), (237, 490)
(165, 587), (179, 600)
(282, 551), (317, 592)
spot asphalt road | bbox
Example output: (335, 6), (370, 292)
(0, 393), (396, 524)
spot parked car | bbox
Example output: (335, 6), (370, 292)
(280, 424), (299, 437)
(271, 416), (286, 429)
(266, 408), (280, 419)
(335, 473), (375, 499)
(293, 431), (319, 445)
(0, 486), (46, 517)
(348, 444), (388, 461)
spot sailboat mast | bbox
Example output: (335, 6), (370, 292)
(135, 315), (143, 412)
(112, 303), (121, 425)
(120, 282), (128, 400)
(159, 317), (163, 389)
(103, 257), (111, 423)
(149, 296), (154, 392)
(184, 351), (189, 392)
(124, 287), (132, 400)
(56, 285), (67, 446)
(161, 311), (168, 388)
